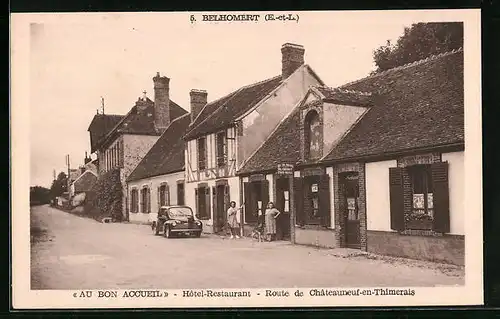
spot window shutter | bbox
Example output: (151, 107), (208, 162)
(166, 184), (170, 206)
(261, 180), (270, 211)
(389, 167), (405, 231)
(194, 188), (199, 217)
(431, 162), (450, 233)
(147, 189), (151, 213)
(212, 187), (217, 225)
(319, 174), (331, 227)
(157, 186), (161, 208)
(243, 182), (251, 223)
(206, 187), (212, 219)
(294, 177), (305, 225)
(224, 184), (230, 212)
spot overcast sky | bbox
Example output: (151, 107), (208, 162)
(27, 11), (458, 187)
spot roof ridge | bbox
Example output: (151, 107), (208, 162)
(318, 85), (373, 96)
(340, 47), (463, 88)
(187, 75), (281, 137)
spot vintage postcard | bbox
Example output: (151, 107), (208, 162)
(12, 9), (482, 309)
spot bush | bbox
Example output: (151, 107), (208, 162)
(83, 169), (123, 222)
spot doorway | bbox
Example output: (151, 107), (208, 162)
(243, 180), (269, 224)
(213, 182), (229, 233)
(340, 172), (360, 249)
(275, 178), (291, 240)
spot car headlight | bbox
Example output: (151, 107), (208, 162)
(172, 221), (177, 226)
(195, 221), (201, 226)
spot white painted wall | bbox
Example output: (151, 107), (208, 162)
(127, 171), (184, 224)
(366, 160), (397, 232)
(326, 166), (335, 228)
(323, 103), (367, 154)
(442, 151), (464, 235)
(184, 176), (240, 233)
(238, 66), (323, 167)
(185, 127), (237, 182)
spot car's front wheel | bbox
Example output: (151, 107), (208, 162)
(194, 231), (201, 238)
(164, 225), (172, 238)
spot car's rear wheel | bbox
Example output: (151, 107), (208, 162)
(194, 231), (201, 238)
(164, 225), (172, 238)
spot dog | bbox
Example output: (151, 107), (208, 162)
(250, 221), (265, 242)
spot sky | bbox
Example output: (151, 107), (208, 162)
(26, 11), (450, 188)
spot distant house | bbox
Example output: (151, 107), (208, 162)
(126, 113), (191, 224)
(70, 170), (98, 197)
(183, 43), (324, 234)
(87, 73), (188, 221)
(238, 49), (464, 265)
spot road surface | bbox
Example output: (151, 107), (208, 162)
(30, 205), (464, 290)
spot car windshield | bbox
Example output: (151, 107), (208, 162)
(167, 207), (194, 219)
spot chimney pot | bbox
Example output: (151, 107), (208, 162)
(281, 43), (305, 80)
(189, 89), (208, 123)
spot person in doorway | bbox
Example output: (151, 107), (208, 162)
(265, 202), (281, 242)
(227, 201), (243, 239)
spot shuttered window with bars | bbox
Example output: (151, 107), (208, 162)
(130, 189), (138, 213)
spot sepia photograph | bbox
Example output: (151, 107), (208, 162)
(12, 9), (482, 308)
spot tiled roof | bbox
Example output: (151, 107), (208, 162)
(316, 86), (374, 107)
(238, 49), (464, 174)
(238, 109), (301, 175)
(73, 171), (98, 193)
(184, 76), (283, 140)
(127, 113), (191, 182)
(88, 114), (124, 153)
(323, 49), (464, 161)
(98, 98), (188, 148)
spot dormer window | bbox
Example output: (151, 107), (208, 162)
(304, 110), (321, 160)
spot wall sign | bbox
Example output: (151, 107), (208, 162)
(277, 163), (294, 176)
(311, 183), (318, 193)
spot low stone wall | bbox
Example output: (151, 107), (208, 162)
(367, 230), (465, 265)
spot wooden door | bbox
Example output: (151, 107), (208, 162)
(342, 173), (360, 249)
(214, 184), (226, 233)
(275, 178), (290, 240)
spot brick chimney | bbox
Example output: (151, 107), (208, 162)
(281, 43), (305, 80)
(153, 72), (171, 132)
(190, 89), (208, 123)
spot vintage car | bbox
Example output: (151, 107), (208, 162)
(151, 205), (202, 238)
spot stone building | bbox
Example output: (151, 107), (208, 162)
(87, 73), (187, 220)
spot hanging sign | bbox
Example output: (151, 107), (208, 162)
(277, 163), (294, 176)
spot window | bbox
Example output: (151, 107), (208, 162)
(141, 187), (150, 214)
(389, 161), (450, 233)
(177, 182), (185, 205)
(304, 110), (321, 160)
(407, 165), (433, 229)
(159, 184), (169, 207)
(216, 131), (227, 167)
(197, 137), (207, 170)
(130, 189), (138, 213)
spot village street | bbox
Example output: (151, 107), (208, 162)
(30, 205), (464, 290)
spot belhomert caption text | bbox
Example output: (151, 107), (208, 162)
(190, 13), (300, 23)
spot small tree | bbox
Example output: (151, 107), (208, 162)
(30, 186), (51, 205)
(373, 22), (463, 73)
(49, 172), (68, 200)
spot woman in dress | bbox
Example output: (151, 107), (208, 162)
(227, 201), (243, 239)
(264, 202), (281, 242)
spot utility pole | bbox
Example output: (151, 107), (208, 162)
(66, 154), (70, 196)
